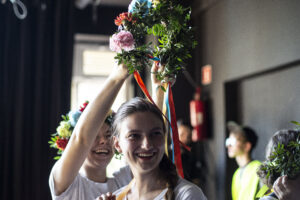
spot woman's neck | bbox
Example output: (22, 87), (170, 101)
(130, 168), (167, 200)
(80, 164), (107, 183)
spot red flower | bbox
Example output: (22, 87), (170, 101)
(114, 12), (136, 26)
(56, 137), (69, 151)
(79, 101), (89, 112)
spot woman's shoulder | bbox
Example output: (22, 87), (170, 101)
(111, 165), (132, 187)
(174, 178), (207, 200)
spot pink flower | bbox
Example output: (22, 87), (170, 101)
(110, 31), (135, 53)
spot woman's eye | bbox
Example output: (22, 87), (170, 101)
(152, 131), (163, 137)
(128, 133), (140, 140)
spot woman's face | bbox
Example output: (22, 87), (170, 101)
(114, 111), (165, 175)
(85, 123), (114, 169)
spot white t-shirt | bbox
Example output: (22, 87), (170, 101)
(113, 178), (207, 200)
(260, 196), (278, 200)
(49, 165), (132, 200)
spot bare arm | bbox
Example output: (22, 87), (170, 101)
(51, 63), (129, 195)
(151, 62), (165, 111)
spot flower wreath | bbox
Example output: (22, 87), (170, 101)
(259, 121), (300, 181)
(110, 0), (197, 82)
(48, 101), (115, 160)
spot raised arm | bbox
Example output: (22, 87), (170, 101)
(51, 63), (129, 195)
(151, 62), (165, 111)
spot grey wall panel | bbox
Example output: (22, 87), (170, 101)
(192, 0), (300, 199)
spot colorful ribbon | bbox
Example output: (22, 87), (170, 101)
(167, 83), (184, 178)
(133, 70), (184, 178)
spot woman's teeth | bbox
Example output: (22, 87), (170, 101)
(95, 149), (109, 154)
(138, 153), (154, 157)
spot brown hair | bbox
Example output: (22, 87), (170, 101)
(112, 97), (178, 199)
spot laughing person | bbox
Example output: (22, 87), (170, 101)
(49, 61), (167, 200)
(49, 63), (133, 200)
(96, 98), (207, 200)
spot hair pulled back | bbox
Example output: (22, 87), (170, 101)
(112, 97), (178, 200)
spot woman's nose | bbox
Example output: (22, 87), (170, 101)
(98, 136), (110, 144)
(141, 136), (152, 149)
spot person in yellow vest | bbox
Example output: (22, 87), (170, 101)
(226, 121), (261, 200)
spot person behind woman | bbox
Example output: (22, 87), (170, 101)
(49, 63), (132, 200)
(98, 97), (207, 200)
(49, 62), (166, 200)
(257, 129), (300, 200)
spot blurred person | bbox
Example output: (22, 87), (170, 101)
(49, 62), (164, 200)
(257, 129), (300, 200)
(177, 119), (207, 188)
(226, 121), (261, 200)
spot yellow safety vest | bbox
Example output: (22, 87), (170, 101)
(232, 160), (261, 200)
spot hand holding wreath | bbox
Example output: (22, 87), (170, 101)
(110, 0), (197, 81)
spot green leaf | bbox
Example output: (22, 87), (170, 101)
(177, 57), (183, 62)
(54, 156), (61, 160)
(291, 121), (300, 126)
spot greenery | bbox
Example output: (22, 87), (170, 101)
(113, 0), (197, 82)
(260, 121), (300, 180)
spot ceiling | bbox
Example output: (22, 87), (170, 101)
(101, 0), (132, 6)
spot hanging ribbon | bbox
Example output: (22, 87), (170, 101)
(164, 87), (175, 162)
(133, 70), (156, 104)
(133, 70), (185, 178)
(116, 179), (135, 200)
(167, 83), (184, 178)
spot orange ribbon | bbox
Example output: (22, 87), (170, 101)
(167, 83), (184, 178)
(133, 70), (184, 178)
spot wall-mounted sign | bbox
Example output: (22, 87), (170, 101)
(202, 65), (212, 85)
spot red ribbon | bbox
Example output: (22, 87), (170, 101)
(133, 70), (184, 178)
(168, 83), (184, 178)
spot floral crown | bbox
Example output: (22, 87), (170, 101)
(110, 0), (197, 81)
(49, 101), (115, 160)
(259, 121), (300, 181)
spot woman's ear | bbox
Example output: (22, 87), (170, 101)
(113, 136), (122, 153)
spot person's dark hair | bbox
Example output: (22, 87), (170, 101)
(227, 121), (258, 152)
(257, 129), (300, 188)
(112, 97), (178, 200)
(177, 119), (192, 130)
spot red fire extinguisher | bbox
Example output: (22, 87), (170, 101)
(190, 87), (207, 141)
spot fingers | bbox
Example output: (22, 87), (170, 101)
(98, 192), (116, 200)
(273, 176), (284, 198)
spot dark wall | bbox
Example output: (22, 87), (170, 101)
(74, 5), (127, 35)
(192, 0), (300, 199)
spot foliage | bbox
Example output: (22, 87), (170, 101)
(260, 121), (300, 180)
(111, 0), (197, 82)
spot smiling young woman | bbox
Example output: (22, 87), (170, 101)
(104, 97), (207, 200)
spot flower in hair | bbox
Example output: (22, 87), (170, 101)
(49, 101), (89, 160)
(55, 137), (69, 151)
(57, 121), (72, 138)
(68, 110), (82, 127)
(49, 101), (116, 160)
